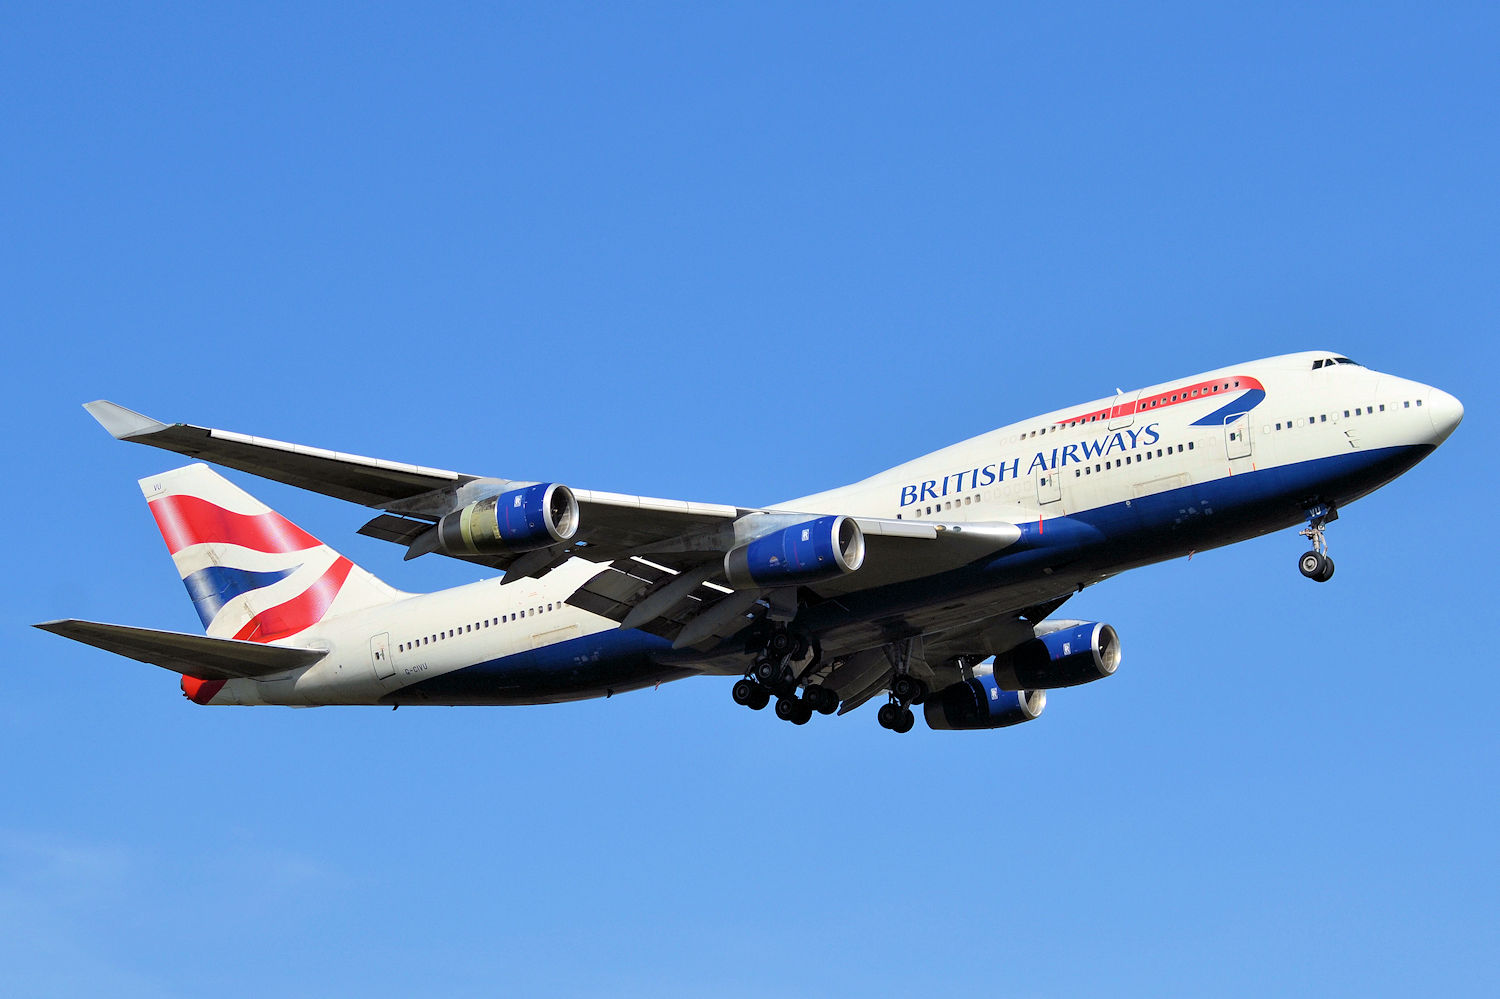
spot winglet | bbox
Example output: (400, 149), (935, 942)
(84, 400), (169, 440)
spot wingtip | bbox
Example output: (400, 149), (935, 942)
(83, 400), (168, 440)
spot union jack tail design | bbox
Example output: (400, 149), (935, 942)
(141, 464), (403, 642)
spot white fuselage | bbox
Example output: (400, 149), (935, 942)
(211, 351), (1460, 707)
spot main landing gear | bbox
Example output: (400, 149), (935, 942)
(876, 642), (928, 734)
(1298, 504), (1338, 583)
(730, 624), (837, 726)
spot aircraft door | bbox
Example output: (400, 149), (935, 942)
(370, 633), (394, 680)
(1225, 414), (1253, 461)
(1037, 469), (1062, 505)
(1108, 391), (1141, 430)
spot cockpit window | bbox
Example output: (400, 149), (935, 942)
(1313, 356), (1362, 370)
(1333, 356), (1359, 365)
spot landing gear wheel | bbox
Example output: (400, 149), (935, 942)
(791, 700), (812, 725)
(767, 631), (793, 656)
(804, 684), (838, 715)
(891, 675), (927, 706)
(753, 657), (779, 685)
(893, 707), (915, 734)
(748, 685), (770, 710)
(1299, 551), (1335, 582)
(775, 696), (801, 723)
(877, 702), (901, 731)
(732, 678), (757, 706)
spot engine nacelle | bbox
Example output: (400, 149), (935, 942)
(992, 621), (1120, 690)
(924, 677), (1046, 730)
(436, 483), (579, 556)
(723, 515), (865, 589)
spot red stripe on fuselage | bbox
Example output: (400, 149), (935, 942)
(1056, 375), (1265, 428)
(232, 557), (354, 643)
(148, 494), (322, 555)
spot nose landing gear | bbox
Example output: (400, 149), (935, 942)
(1298, 504), (1338, 582)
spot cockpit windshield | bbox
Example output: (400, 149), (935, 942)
(1312, 356), (1361, 370)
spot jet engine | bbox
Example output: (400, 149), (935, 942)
(723, 515), (865, 589)
(436, 483), (579, 556)
(991, 621), (1120, 690)
(924, 677), (1046, 730)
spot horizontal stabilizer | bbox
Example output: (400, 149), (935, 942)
(34, 619), (326, 681)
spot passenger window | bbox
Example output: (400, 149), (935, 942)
(1276, 423), (1281, 431)
(1404, 401), (1410, 408)
(1321, 415), (1327, 422)
(1344, 410), (1350, 417)
(1188, 442), (1195, 450)
(1417, 399), (1423, 407)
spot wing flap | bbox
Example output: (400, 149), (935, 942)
(34, 619), (326, 681)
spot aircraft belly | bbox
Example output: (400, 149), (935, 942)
(382, 627), (693, 706)
(800, 443), (1436, 652)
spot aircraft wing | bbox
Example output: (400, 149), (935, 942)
(85, 400), (473, 508)
(86, 400), (750, 576)
(34, 619), (326, 681)
(84, 401), (1029, 643)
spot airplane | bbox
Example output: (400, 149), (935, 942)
(35, 351), (1462, 734)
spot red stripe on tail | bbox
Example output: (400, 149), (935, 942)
(232, 557), (354, 643)
(148, 494), (323, 555)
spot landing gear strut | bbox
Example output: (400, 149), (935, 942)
(876, 640), (927, 734)
(1298, 504), (1338, 583)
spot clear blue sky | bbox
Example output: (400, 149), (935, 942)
(4, 4), (1495, 996)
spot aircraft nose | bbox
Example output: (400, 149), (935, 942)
(1427, 387), (1464, 444)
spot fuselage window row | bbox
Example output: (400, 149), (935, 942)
(399, 604), (559, 653)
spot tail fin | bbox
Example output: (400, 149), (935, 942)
(141, 464), (404, 642)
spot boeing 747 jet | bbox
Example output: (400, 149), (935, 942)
(37, 351), (1462, 733)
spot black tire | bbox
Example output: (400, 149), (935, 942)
(1316, 556), (1336, 582)
(753, 657), (779, 685)
(748, 685), (770, 710)
(732, 678), (756, 706)
(893, 675), (917, 703)
(894, 707), (915, 734)
(877, 702), (900, 730)
(775, 696), (799, 722)
(768, 631), (792, 656)
(808, 685), (838, 715)
(1299, 551), (1325, 579)
(908, 678), (928, 706)
(791, 700), (812, 725)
